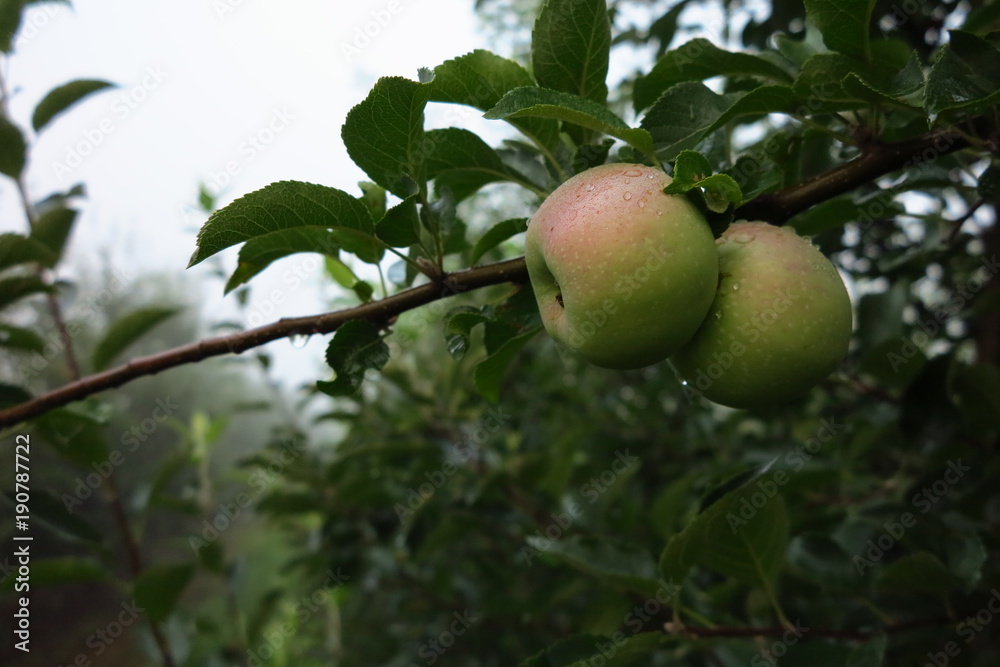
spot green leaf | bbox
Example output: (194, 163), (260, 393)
(945, 533), (986, 593)
(520, 632), (665, 667)
(793, 52), (864, 104)
(875, 552), (954, 594)
(0, 382), (31, 408)
(843, 50), (924, 106)
(979, 164), (1000, 202)
(665, 151), (744, 213)
(639, 82), (741, 159)
(486, 87), (654, 157)
(188, 181), (375, 267)
(950, 362), (1000, 440)
(30, 206), (78, 262)
(357, 181), (387, 220)
(531, 0), (611, 103)
(525, 534), (658, 595)
(443, 305), (494, 360)
(32, 79), (115, 132)
(845, 634), (886, 667)
(224, 227), (341, 294)
(425, 49), (559, 150)
(634, 38), (793, 111)
(0, 274), (54, 312)
(787, 193), (903, 236)
(133, 562), (197, 623)
(317, 320), (390, 396)
(376, 195), (421, 247)
(0, 232), (57, 271)
(472, 217), (528, 263)
(341, 76), (427, 198)
(92, 307), (181, 371)
(1, 557), (109, 591)
(803, 0), (877, 62)
(474, 326), (541, 402)
(425, 127), (524, 201)
(3, 489), (103, 544)
(659, 472), (790, 586)
(925, 30), (1000, 116)
(0, 322), (45, 352)
(0, 114), (26, 179)
(0, 0), (26, 53)
(325, 256), (360, 289)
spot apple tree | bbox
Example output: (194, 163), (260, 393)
(1, 0), (999, 665)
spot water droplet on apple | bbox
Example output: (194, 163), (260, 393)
(624, 169), (643, 177)
(656, 210), (663, 216)
(647, 174), (655, 179)
(568, 210), (578, 220)
(714, 310), (722, 320)
(732, 283), (740, 291)
(731, 232), (755, 244)
(586, 184), (595, 191)
(623, 192), (633, 201)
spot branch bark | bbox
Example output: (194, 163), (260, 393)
(0, 126), (981, 429)
(0, 258), (528, 428)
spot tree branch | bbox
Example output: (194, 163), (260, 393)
(0, 127), (984, 429)
(735, 128), (969, 224)
(0, 258), (528, 429)
(670, 615), (951, 641)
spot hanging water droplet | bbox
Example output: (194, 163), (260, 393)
(623, 192), (633, 201)
(290, 334), (311, 349)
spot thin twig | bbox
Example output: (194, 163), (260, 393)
(0, 259), (530, 428)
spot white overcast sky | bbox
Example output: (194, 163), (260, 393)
(0, 0), (499, 385)
(0, 0), (739, 388)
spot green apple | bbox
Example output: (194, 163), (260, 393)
(671, 221), (852, 408)
(525, 163), (718, 369)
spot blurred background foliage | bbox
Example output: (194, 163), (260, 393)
(1, 0), (999, 666)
